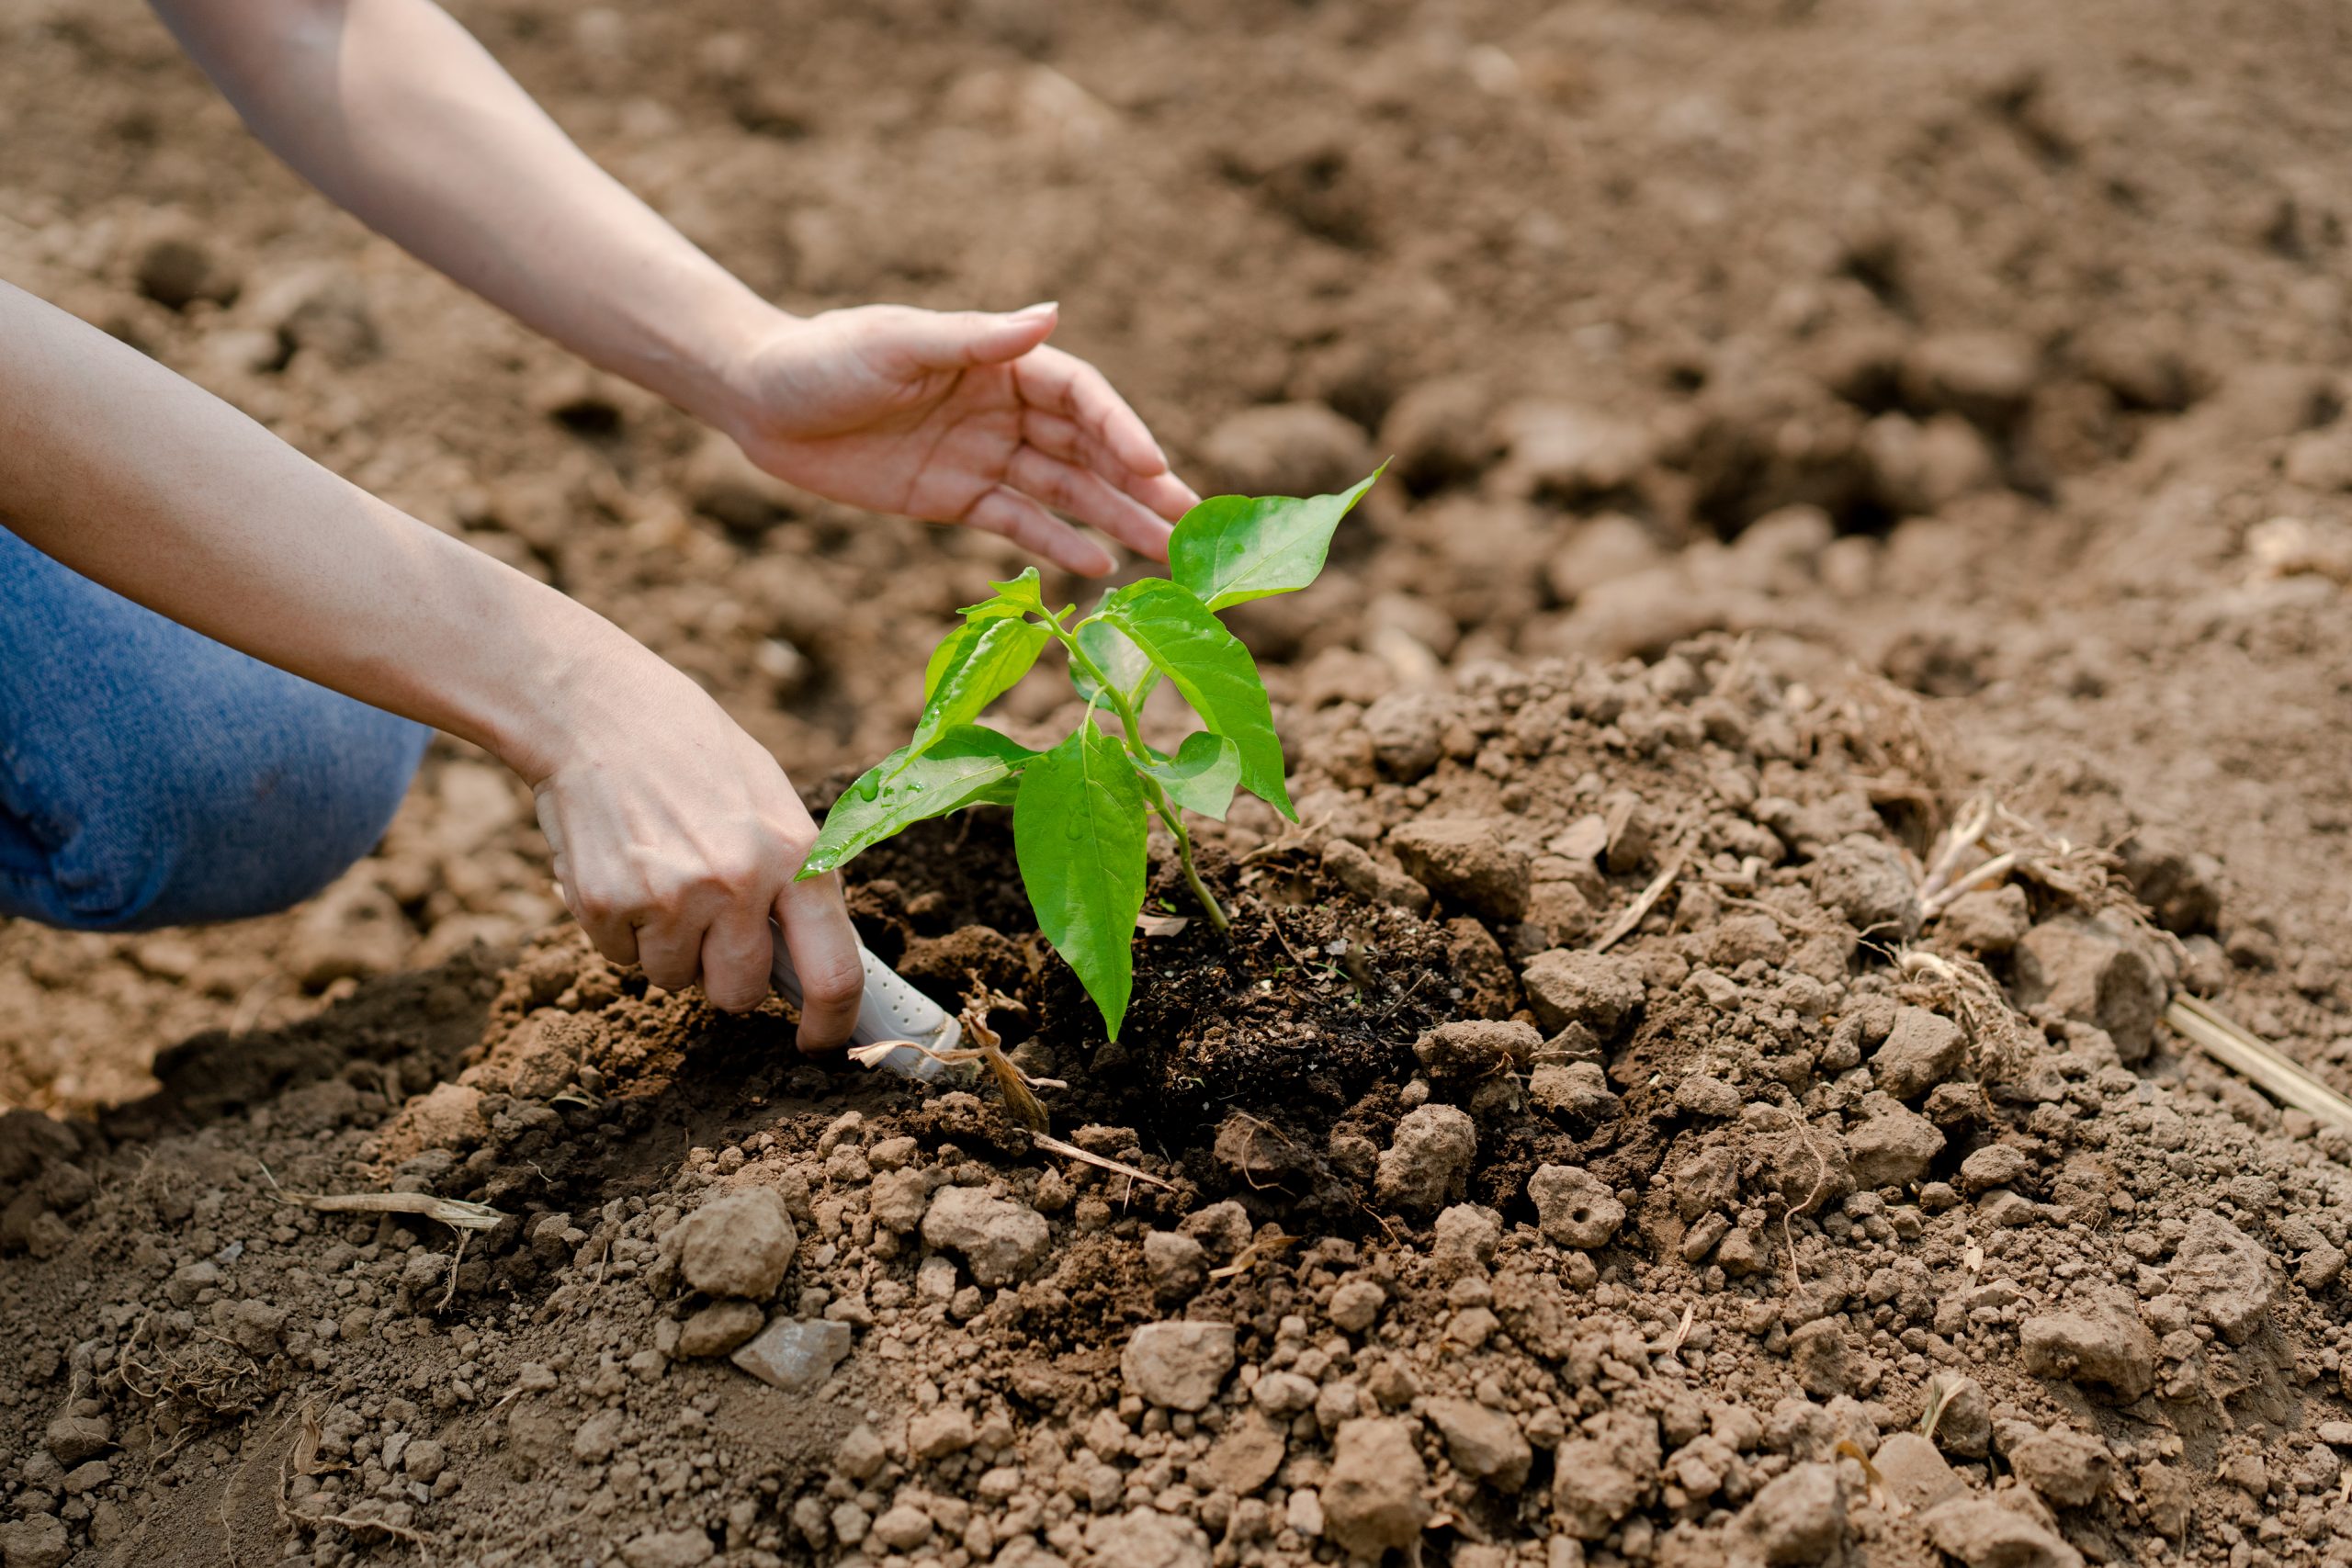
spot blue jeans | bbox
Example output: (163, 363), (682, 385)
(0, 528), (426, 930)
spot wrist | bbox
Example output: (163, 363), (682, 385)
(671, 292), (802, 446)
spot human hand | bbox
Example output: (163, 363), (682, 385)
(525, 646), (862, 1049)
(713, 302), (1197, 576)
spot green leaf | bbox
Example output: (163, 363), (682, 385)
(1097, 579), (1293, 818)
(1137, 732), (1241, 821)
(958, 566), (1046, 619)
(1069, 595), (1161, 711)
(1013, 728), (1148, 1038)
(800, 727), (1035, 876)
(1168, 465), (1385, 612)
(908, 615), (1050, 756)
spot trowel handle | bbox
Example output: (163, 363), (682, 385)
(768, 923), (955, 1081)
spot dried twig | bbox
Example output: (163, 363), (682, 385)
(437, 1231), (469, 1313)
(1836, 1438), (1899, 1513)
(1917, 1373), (1962, 1445)
(257, 1162), (506, 1232)
(1208, 1231), (1298, 1280)
(2166, 995), (2352, 1139)
(1030, 1132), (1175, 1190)
(1591, 852), (1685, 953)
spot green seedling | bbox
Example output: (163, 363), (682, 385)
(797, 465), (1385, 1039)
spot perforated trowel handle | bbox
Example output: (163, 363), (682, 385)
(768, 923), (955, 1081)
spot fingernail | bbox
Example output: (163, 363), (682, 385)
(1016, 300), (1059, 318)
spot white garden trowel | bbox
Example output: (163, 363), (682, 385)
(768, 922), (954, 1083)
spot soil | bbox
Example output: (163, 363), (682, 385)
(10, 0), (2352, 1566)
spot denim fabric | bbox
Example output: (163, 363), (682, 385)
(0, 526), (426, 930)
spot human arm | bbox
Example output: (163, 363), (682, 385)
(149, 0), (1195, 574)
(0, 280), (861, 1044)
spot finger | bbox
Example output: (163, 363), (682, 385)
(697, 901), (776, 1013)
(1007, 446), (1176, 561)
(890, 302), (1059, 373)
(1013, 344), (1181, 481)
(635, 915), (704, 995)
(775, 875), (865, 1051)
(962, 484), (1116, 576)
(1023, 410), (1203, 524)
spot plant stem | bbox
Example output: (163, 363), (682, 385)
(1054, 615), (1228, 932)
(1158, 800), (1229, 933)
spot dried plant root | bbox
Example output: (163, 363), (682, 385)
(2166, 995), (2352, 1139)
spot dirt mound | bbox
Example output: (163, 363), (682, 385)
(6, 639), (2350, 1568)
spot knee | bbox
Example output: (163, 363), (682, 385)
(35, 705), (428, 931)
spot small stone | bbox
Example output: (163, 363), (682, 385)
(1205, 1413), (1288, 1495)
(402, 1081), (488, 1152)
(910, 1404), (976, 1460)
(677, 1299), (765, 1358)
(836, 1424), (887, 1482)
(1414, 1020), (1540, 1078)
(729, 1317), (853, 1393)
(1253, 1371), (1318, 1418)
(1374, 1104), (1476, 1211)
(1734, 1461), (1848, 1565)
(1329, 1280), (1386, 1333)
(1390, 818), (1531, 923)
(620, 1529), (715, 1568)
(2167, 1212), (2275, 1346)
(1144, 1231), (1208, 1301)
(869, 1505), (934, 1551)
(2013, 914), (2169, 1063)
(1432, 1203), (1502, 1273)
(1529, 1061), (1621, 1125)
(1425, 1397), (1532, 1492)
(1871, 1008), (1968, 1100)
(402, 1440), (447, 1485)
(1082, 1506), (1212, 1568)
(674, 1189), (797, 1300)
(922, 1187), (1050, 1287)
(2008, 1425), (2113, 1507)
(1553, 1413), (1657, 1540)
(1674, 1074), (1743, 1119)
(1811, 834), (1920, 938)
(1957, 1144), (2031, 1193)
(1847, 1103), (1944, 1187)
(1122, 1321), (1237, 1411)
(2019, 1299), (2157, 1403)
(1940, 886), (2030, 953)
(572, 1407), (624, 1462)
(1520, 950), (1645, 1037)
(1529, 1164), (1624, 1249)
(1362, 690), (1449, 782)
(1930, 1375), (1992, 1459)
(0, 1517), (73, 1568)
(1787, 1320), (1853, 1399)
(1921, 1497), (2084, 1568)
(1178, 1200), (1253, 1261)
(869, 1168), (933, 1234)
(44, 1413), (111, 1468)
(1871, 1432), (1963, 1512)
(1324, 839), (1434, 915)
(1322, 1418), (1431, 1557)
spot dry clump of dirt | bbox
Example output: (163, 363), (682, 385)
(6, 639), (2352, 1568)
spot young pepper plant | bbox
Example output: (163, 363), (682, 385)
(796, 466), (1385, 1040)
